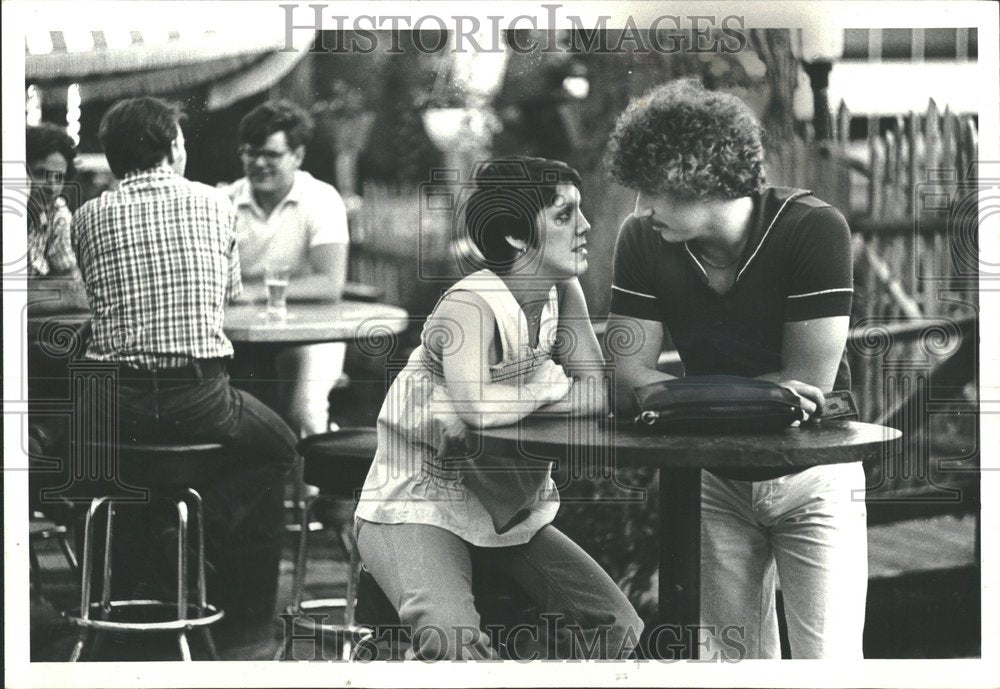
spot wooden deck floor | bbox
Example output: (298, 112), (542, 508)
(27, 512), (978, 661)
(867, 513), (976, 578)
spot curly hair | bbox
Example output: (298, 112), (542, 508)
(605, 79), (765, 199)
(26, 123), (77, 179)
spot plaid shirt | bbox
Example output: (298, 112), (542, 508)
(28, 198), (76, 277)
(72, 166), (242, 370)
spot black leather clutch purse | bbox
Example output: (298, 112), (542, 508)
(632, 375), (806, 434)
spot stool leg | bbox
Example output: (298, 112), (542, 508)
(275, 628), (295, 662)
(342, 524), (362, 661)
(344, 525), (359, 628)
(94, 500), (114, 660)
(290, 494), (317, 611)
(29, 539), (42, 597)
(184, 489), (208, 612)
(58, 534), (80, 577)
(100, 501), (115, 617)
(275, 494), (316, 661)
(68, 631), (91, 663)
(176, 500), (192, 661)
(185, 488), (221, 661)
(178, 630), (193, 662)
(79, 499), (109, 619)
(70, 497), (108, 662)
(176, 501), (189, 618)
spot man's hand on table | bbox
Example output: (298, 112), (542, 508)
(776, 379), (825, 422)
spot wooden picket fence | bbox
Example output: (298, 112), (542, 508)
(768, 99), (979, 423)
(347, 182), (464, 348)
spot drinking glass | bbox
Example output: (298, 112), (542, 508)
(264, 265), (291, 320)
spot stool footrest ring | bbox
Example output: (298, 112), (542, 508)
(284, 599), (371, 635)
(65, 601), (224, 632)
(297, 597), (347, 611)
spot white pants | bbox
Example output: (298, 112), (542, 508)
(275, 342), (346, 436)
(699, 462), (868, 659)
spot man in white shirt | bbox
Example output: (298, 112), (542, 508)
(225, 100), (350, 435)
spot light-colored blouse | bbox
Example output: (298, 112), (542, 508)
(354, 269), (561, 547)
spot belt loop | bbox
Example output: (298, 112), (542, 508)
(192, 359), (204, 380)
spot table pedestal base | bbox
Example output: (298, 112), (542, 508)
(655, 468), (702, 660)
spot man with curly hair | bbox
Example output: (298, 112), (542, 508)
(605, 79), (864, 659)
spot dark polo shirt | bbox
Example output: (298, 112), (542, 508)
(610, 187), (854, 480)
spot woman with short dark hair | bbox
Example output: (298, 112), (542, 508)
(354, 156), (642, 660)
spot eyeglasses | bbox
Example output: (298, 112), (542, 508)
(29, 169), (66, 185)
(239, 146), (291, 163)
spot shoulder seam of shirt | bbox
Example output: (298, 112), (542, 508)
(792, 202), (843, 227)
(787, 287), (854, 299)
(736, 190), (812, 283)
(303, 173), (344, 202)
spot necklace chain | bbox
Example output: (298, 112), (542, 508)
(689, 238), (747, 270)
(697, 252), (740, 269)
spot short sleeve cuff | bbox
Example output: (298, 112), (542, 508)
(785, 288), (853, 321)
(309, 234), (350, 248)
(610, 284), (662, 322)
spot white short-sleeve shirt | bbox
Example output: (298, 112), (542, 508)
(225, 170), (349, 279)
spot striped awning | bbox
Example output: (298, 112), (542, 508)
(26, 22), (313, 110)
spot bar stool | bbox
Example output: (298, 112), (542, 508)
(64, 441), (229, 662)
(281, 430), (541, 661)
(278, 428), (378, 661)
(281, 374), (354, 541)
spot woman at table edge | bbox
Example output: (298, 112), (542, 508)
(604, 80), (865, 659)
(354, 156), (643, 660)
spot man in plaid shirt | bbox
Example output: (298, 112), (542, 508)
(72, 97), (297, 587)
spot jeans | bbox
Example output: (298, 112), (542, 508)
(700, 462), (868, 659)
(356, 520), (644, 660)
(109, 368), (298, 542)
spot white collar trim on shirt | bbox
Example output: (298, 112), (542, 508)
(735, 190), (811, 283)
(680, 190), (811, 285)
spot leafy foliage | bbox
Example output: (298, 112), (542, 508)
(552, 465), (661, 622)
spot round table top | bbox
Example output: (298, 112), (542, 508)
(222, 300), (408, 344)
(472, 416), (901, 470)
(27, 300), (409, 347)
